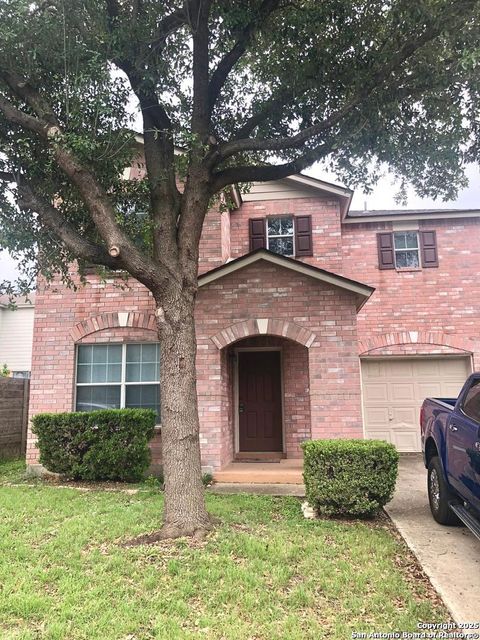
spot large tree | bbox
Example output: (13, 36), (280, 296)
(0, 0), (479, 538)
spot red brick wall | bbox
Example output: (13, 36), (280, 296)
(198, 206), (226, 274)
(341, 217), (480, 363)
(230, 197), (343, 271)
(26, 273), (158, 467)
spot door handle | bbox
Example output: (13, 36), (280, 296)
(449, 423), (458, 432)
(239, 402), (245, 414)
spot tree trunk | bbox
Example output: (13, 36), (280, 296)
(154, 289), (213, 539)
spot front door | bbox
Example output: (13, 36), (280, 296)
(238, 350), (283, 452)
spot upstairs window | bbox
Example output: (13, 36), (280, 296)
(267, 216), (294, 256)
(377, 230), (438, 270)
(76, 343), (161, 421)
(249, 215), (313, 257)
(393, 231), (420, 268)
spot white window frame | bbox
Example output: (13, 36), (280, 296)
(393, 230), (420, 269)
(266, 215), (295, 257)
(75, 342), (160, 418)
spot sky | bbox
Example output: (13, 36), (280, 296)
(1, 147), (479, 283)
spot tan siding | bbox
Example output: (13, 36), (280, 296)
(242, 179), (329, 201)
(0, 306), (34, 371)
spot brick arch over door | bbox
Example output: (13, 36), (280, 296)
(71, 311), (157, 341)
(358, 331), (474, 356)
(210, 319), (316, 349)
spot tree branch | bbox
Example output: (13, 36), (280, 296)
(208, 0), (283, 114)
(210, 142), (331, 192)
(0, 92), (159, 284)
(0, 70), (60, 126)
(190, 0), (212, 135)
(214, 12), (459, 163)
(17, 182), (121, 269)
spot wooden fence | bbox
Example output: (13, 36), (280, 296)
(0, 378), (29, 459)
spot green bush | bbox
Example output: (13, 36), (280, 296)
(32, 409), (156, 482)
(301, 439), (399, 518)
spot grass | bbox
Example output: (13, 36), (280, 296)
(0, 459), (448, 640)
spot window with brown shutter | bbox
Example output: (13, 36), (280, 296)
(420, 230), (439, 268)
(295, 215), (313, 257)
(377, 233), (395, 269)
(249, 217), (266, 251)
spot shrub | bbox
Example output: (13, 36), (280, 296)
(32, 409), (156, 482)
(301, 439), (399, 518)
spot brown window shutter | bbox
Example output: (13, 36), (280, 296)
(295, 215), (313, 256)
(377, 232), (395, 269)
(249, 218), (266, 251)
(420, 230), (438, 267)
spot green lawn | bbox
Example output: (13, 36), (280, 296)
(0, 459), (448, 640)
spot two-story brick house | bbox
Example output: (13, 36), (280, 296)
(25, 170), (480, 473)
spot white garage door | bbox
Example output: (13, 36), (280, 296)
(361, 357), (471, 452)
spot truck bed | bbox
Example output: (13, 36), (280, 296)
(426, 397), (457, 409)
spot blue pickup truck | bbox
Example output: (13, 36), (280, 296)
(421, 373), (480, 539)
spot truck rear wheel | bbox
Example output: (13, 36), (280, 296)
(427, 456), (460, 525)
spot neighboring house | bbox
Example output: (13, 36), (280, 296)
(0, 294), (35, 378)
(24, 167), (480, 472)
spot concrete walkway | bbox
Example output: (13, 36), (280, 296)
(386, 455), (480, 624)
(208, 482), (305, 496)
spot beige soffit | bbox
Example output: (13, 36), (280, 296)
(198, 249), (374, 311)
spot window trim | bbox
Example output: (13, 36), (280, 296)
(266, 215), (295, 257)
(74, 342), (160, 421)
(393, 230), (421, 270)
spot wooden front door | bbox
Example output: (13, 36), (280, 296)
(238, 351), (283, 452)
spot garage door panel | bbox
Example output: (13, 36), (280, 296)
(392, 407), (417, 425)
(417, 382), (443, 399)
(365, 428), (394, 443)
(363, 383), (389, 402)
(363, 361), (385, 379)
(362, 357), (471, 453)
(390, 383), (416, 402)
(438, 358), (470, 377)
(442, 381), (466, 397)
(364, 407), (390, 426)
(386, 360), (412, 378)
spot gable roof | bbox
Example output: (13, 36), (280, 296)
(198, 249), (374, 311)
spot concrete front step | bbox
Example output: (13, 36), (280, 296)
(213, 460), (303, 485)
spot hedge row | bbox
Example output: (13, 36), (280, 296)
(32, 409), (156, 482)
(302, 439), (399, 517)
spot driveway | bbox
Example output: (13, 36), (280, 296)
(386, 455), (480, 623)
